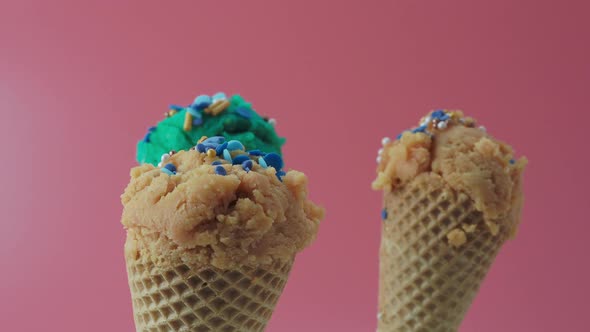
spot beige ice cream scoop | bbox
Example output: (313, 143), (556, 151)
(373, 110), (526, 331)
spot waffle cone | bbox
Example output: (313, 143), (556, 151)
(378, 174), (510, 332)
(126, 254), (293, 332)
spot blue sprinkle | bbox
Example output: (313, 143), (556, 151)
(411, 125), (427, 134)
(242, 159), (253, 172)
(431, 110), (450, 121)
(191, 95), (212, 110)
(192, 117), (203, 126)
(396, 133), (403, 140)
(226, 140), (245, 151)
(187, 107), (201, 117)
(169, 104), (184, 111)
(509, 159), (515, 164)
(215, 165), (227, 176)
(212, 160), (222, 165)
(143, 133), (151, 143)
(235, 106), (251, 119)
(276, 170), (286, 181)
(263, 153), (283, 170)
(204, 136), (226, 145)
(215, 142), (229, 156)
(223, 149), (232, 162)
(148, 126), (157, 132)
(161, 168), (174, 175)
(381, 209), (388, 220)
(258, 157), (268, 168)
(248, 150), (263, 156)
(196, 143), (207, 153)
(212, 92), (227, 103)
(232, 155), (250, 165)
(164, 163), (177, 172)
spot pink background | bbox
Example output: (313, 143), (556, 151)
(1, 1), (589, 331)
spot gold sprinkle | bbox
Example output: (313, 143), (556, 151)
(206, 149), (216, 158)
(183, 112), (192, 131)
(205, 100), (230, 116)
(198, 136), (208, 143)
(447, 229), (467, 248)
(165, 110), (177, 118)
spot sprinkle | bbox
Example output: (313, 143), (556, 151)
(378, 148), (384, 155)
(183, 112), (193, 131)
(203, 136), (225, 145)
(192, 117), (203, 126)
(187, 106), (201, 117)
(232, 155), (250, 165)
(268, 118), (277, 126)
(192, 95), (212, 110)
(248, 150), (264, 156)
(420, 116), (431, 126)
(206, 100), (230, 115)
(226, 140), (245, 151)
(169, 105), (184, 111)
(396, 133), (403, 140)
(212, 160), (222, 166)
(168, 150), (177, 155)
(215, 165), (227, 176)
(509, 159), (515, 164)
(157, 162), (163, 167)
(381, 209), (388, 220)
(276, 170), (286, 181)
(235, 106), (251, 119)
(437, 121), (448, 129)
(215, 142), (229, 156)
(411, 125), (427, 134)
(148, 126), (157, 132)
(376, 155), (382, 163)
(263, 153), (283, 170)
(198, 136), (208, 143)
(479, 126), (486, 132)
(381, 137), (391, 145)
(242, 160), (253, 172)
(142, 133), (151, 143)
(196, 143), (206, 153)
(161, 168), (174, 175)
(206, 149), (216, 158)
(164, 163), (177, 172)
(160, 153), (170, 162)
(431, 110), (450, 121)
(258, 157), (268, 168)
(223, 149), (232, 162)
(212, 92), (227, 103)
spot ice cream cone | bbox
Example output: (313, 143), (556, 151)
(377, 173), (509, 331)
(121, 137), (323, 332)
(126, 252), (293, 332)
(373, 110), (526, 331)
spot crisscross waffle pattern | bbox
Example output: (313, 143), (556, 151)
(378, 174), (508, 332)
(126, 256), (293, 332)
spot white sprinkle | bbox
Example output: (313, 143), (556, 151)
(377, 312), (383, 320)
(161, 153), (170, 162)
(376, 155), (382, 163)
(378, 148), (384, 155)
(268, 118), (277, 126)
(381, 137), (391, 145)
(479, 126), (486, 132)
(437, 121), (448, 129)
(157, 162), (163, 167)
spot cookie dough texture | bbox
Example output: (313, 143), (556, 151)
(122, 151), (323, 270)
(373, 120), (527, 237)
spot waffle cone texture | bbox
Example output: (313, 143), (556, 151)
(378, 173), (509, 331)
(126, 253), (293, 332)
